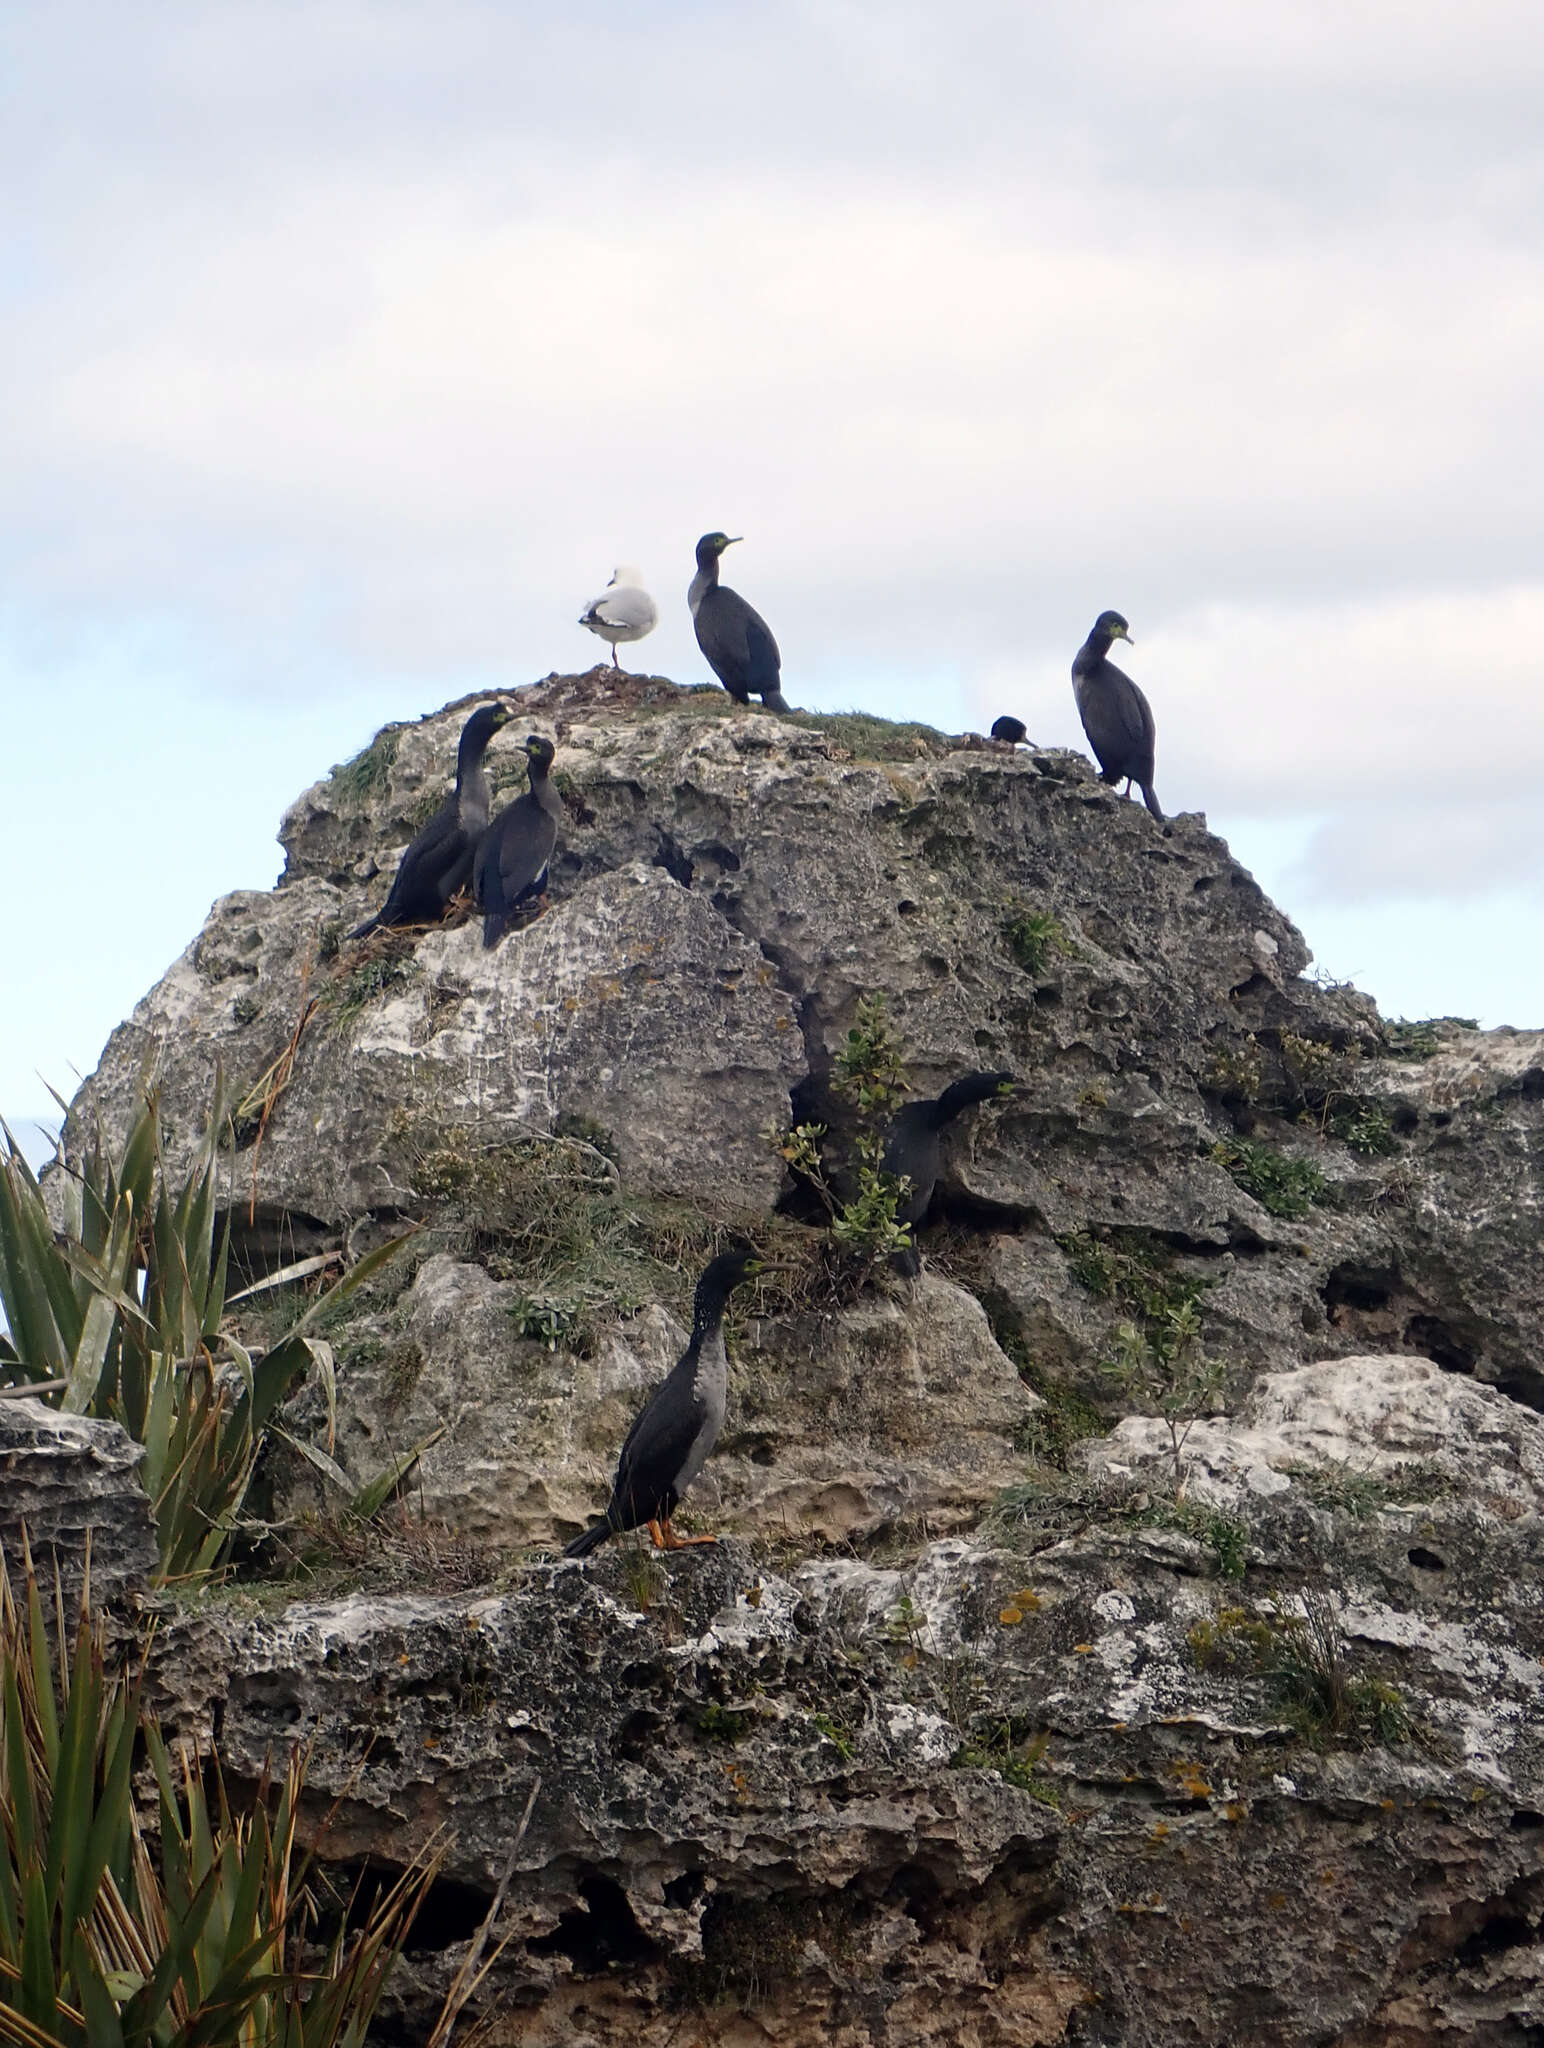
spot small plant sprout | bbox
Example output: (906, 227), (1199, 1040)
(1101, 1297), (1227, 1489)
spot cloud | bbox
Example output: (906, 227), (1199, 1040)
(3, 0), (1543, 1101)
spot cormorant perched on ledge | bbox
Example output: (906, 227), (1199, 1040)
(688, 533), (791, 712)
(990, 716), (1027, 746)
(563, 1245), (774, 1556)
(1072, 611), (1163, 821)
(473, 734), (564, 949)
(883, 1071), (1014, 1276)
(578, 565), (658, 671)
(349, 702), (512, 939)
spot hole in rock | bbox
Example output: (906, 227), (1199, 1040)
(1407, 1547), (1446, 1572)
(653, 833), (694, 889)
(897, 899), (918, 916)
(1454, 1912), (1536, 1969)
(1509, 1810), (1544, 1831)
(530, 1871), (659, 1968)
(220, 1205), (335, 1287)
(664, 1869), (705, 1908)
(697, 841), (741, 875)
(1391, 1105), (1420, 1135)
(1404, 1315), (1477, 1374)
(320, 1861), (491, 1956)
(1322, 1266), (1394, 1316)
(1191, 875), (1216, 893)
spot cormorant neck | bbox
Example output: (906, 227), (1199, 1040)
(1074, 628), (1113, 674)
(925, 1071), (1009, 1130)
(456, 729), (495, 786)
(690, 1281), (733, 1344)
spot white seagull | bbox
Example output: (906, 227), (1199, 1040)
(578, 566), (658, 672)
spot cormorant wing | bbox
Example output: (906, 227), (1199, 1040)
(477, 795), (558, 914)
(611, 1365), (706, 1516)
(378, 797), (467, 919)
(741, 610), (782, 699)
(1106, 664), (1156, 753)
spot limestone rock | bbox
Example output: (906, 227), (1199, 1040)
(0, 1397), (157, 1604)
(1081, 1353), (1544, 1513)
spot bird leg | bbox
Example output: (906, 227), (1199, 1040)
(655, 1518), (717, 1550)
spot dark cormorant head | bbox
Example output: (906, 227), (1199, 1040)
(695, 532), (742, 569)
(693, 1240), (780, 1324)
(1092, 610), (1132, 644)
(460, 701), (514, 751)
(522, 734), (556, 776)
(990, 716), (1027, 745)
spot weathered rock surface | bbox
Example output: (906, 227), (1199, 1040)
(0, 1397), (158, 1605)
(54, 670), (1544, 2043)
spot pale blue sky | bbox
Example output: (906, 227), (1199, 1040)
(6, 0), (1544, 1159)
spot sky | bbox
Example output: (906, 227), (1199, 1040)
(5, 0), (1544, 1162)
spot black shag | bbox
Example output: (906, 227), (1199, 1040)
(883, 1071), (1014, 1276)
(1072, 611), (1163, 821)
(688, 533), (790, 712)
(349, 702), (513, 939)
(563, 1244), (772, 1556)
(579, 565), (658, 672)
(990, 715), (1027, 746)
(472, 734), (564, 949)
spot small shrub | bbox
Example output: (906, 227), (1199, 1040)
(508, 1293), (593, 1351)
(953, 1722), (1059, 1804)
(768, 993), (916, 1277)
(1212, 1138), (1327, 1219)
(1186, 1591), (1412, 1747)
(1001, 901), (1074, 978)
(328, 728), (400, 804)
(1101, 1299), (1226, 1487)
(321, 951), (420, 1031)
(1382, 1016), (1477, 1061)
(1201, 1036), (1264, 1105)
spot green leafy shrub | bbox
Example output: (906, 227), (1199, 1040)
(1000, 901), (1074, 978)
(767, 995), (917, 1277)
(1100, 1299), (1226, 1485)
(1212, 1138), (1327, 1219)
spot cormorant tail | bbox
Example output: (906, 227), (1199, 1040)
(933, 1071), (1012, 1125)
(482, 912), (509, 950)
(1141, 783), (1165, 823)
(761, 689), (791, 713)
(348, 914), (382, 942)
(890, 1243), (921, 1279)
(563, 1518), (614, 1559)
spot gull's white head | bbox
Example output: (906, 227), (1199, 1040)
(609, 565), (646, 590)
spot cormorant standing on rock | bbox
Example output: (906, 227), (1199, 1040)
(473, 735), (564, 949)
(579, 566), (658, 671)
(688, 533), (791, 712)
(1072, 611), (1163, 821)
(990, 716), (1027, 746)
(563, 1245), (774, 1556)
(883, 1072), (1014, 1276)
(349, 702), (512, 939)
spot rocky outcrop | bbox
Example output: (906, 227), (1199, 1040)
(151, 1351), (1544, 2045)
(55, 670), (1544, 2044)
(0, 1397), (158, 1605)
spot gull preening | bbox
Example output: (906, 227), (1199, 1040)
(579, 566), (659, 671)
